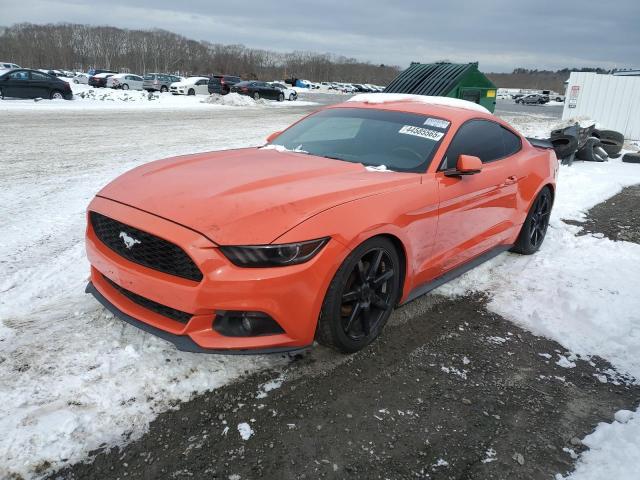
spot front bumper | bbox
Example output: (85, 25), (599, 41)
(86, 196), (345, 353)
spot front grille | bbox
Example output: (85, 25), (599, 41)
(90, 211), (203, 282)
(103, 275), (192, 324)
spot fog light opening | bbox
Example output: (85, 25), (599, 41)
(214, 311), (285, 337)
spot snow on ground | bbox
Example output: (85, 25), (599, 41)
(1, 102), (639, 478)
(438, 113), (640, 480)
(0, 108), (303, 479)
(0, 83), (317, 111)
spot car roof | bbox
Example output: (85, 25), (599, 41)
(332, 93), (495, 125)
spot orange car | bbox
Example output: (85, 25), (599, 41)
(85, 94), (557, 354)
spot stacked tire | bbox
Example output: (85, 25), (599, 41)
(591, 129), (624, 158)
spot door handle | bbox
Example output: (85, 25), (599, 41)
(499, 176), (518, 187)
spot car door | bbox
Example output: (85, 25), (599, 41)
(5, 70), (34, 98)
(430, 119), (523, 275)
(29, 71), (54, 98)
(195, 79), (208, 95)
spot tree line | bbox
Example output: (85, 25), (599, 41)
(0, 23), (401, 84)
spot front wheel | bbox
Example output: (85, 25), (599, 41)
(160, 86), (168, 93)
(511, 187), (553, 255)
(122, 83), (129, 90)
(188, 88), (195, 96)
(317, 237), (401, 353)
(253, 91), (260, 100)
(289, 93), (296, 101)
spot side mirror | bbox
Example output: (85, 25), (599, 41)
(445, 154), (483, 177)
(266, 131), (282, 143)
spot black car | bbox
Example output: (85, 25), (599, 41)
(0, 69), (73, 100)
(230, 81), (285, 101)
(88, 72), (117, 88)
(208, 75), (242, 95)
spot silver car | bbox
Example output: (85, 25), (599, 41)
(143, 73), (183, 92)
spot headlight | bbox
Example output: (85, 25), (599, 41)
(220, 237), (329, 267)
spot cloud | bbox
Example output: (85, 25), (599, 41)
(1, 0), (638, 72)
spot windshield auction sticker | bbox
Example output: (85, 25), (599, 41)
(423, 117), (450, 129)
(398, 125), (444, 141)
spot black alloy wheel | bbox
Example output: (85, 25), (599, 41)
(511, 187), (553, 255)
(317, 237), (400, 353)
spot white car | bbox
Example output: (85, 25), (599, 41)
(270, 82), (297, 101)
(73, 73), (90, 84)
(1, 62), (20, 71)
(169, 77), (210, 95)
(107, 73), (144, 90)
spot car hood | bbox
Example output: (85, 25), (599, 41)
(97, 147), (419, 245)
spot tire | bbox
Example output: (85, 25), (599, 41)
(289, 93), (296, 101)
(278, 93), (284, 102)
(576, 137), (607, 162)
(550, 135), (579, 159)
(316, 237), (401, 353)
(122, 83), (129, 90)
(0, 87), (3, 99)
(160, 86), (168, 93)
(253, 91), (260, 100)
(73, 79), (79, 84)
(555, 97), (562, 102)
(599, 138), (623, 156)
(622, 153), (640, 164)
(188, 88), (195, 96)
(595, 129), (624, 145)
(511, 187), (553, 255)
(50, 90), (64, 100)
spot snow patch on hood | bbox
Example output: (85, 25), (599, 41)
(347, 93), (490, 114)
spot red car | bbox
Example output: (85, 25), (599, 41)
(85, 94), (557, 353)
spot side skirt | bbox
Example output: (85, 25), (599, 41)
(401, 245), (512, 305)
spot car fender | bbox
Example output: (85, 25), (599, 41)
(274, 181), (437, 300)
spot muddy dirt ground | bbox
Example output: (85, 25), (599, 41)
(50, 187), (640, 480)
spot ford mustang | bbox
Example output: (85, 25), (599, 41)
(85, 93), (557, 354)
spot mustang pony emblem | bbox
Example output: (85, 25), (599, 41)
(119, 231), (141, 249)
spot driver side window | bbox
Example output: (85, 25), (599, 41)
(442, 119), (519, 169)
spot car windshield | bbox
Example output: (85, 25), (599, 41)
(269, 108), (450, 173)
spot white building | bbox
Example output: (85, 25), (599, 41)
(562, 72), (640, 140)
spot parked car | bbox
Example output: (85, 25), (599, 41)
(107, 73), (144, 90)
(88, 68), (118, 76)
(270, 82), (297, 101)
(143, 73), (182, 92)
(231, 81), (285, 101)
(1, 62), (20, 71)
(170, 77), (210, 95)
(73, 73), (90, 84)
(208, 75), (242, 95)
(0, 68), (73, 100)
(84, 93), (556, 354)
(89, 72), (116, 88)
(516, 94), (548, 105)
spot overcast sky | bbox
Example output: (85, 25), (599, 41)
(1, 0), (638, 72)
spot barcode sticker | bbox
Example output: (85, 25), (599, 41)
(398, 125), (444, 141)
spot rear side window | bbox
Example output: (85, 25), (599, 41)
(501, 126), (522, 156)
(442, 119), (521, 168)
(144, 74), (155, 80)
(31, 71), (51, 80)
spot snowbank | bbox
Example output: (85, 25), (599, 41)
(0, 84), (318, 111)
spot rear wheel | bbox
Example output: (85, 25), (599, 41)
(511, 187), (553, 255)
(0, 87), (3, 99)
(317, 237), (401, 353)
(278, 92), (284, 102)
(50, 90), (63, 100)
(253, 91), (260, 100)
